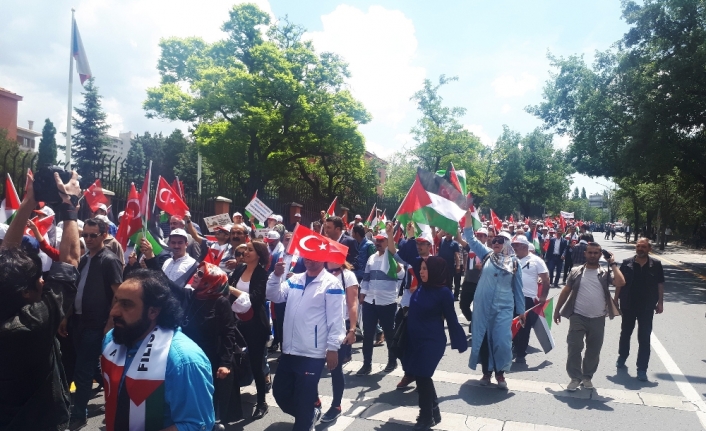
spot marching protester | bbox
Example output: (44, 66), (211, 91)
(141, 228), (198, 287)
(267, 254), (345, 431)
(553, 242), (625, 391)
(462, 212), (525, 389)
(351, 223), (376, 282)
(357, 229), (405, 376)
(405, 256), (467, 430)
(222, 223), (250, 273)
(324, 216), (358, 267)
(181, 262), (239, 428)
(437, 229), (462, 300)
(169, 215), (201, 260)
(389, 222), (434, 389)
(510, 235), (550, 364)
(319, 260), (359, 423)
(546, 228), (567, 287)
(0, 170), (81, 431)
(228, 240), (272, 420)
(66, 217), (124, 430)
(615, 238), (664, 381)
(458, 227), (486, 335)
(102, 269), (215, 430)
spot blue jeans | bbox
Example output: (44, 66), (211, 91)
(330, 320), (351, 408)
(362, 302), (396, 366)
(69, 318), (104, 420)
(273, 354), (326, 431)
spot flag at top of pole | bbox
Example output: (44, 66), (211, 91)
(72, 15), (92, 85)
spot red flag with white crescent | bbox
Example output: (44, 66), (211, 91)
(155, 176), (189, 217)
(287, 224), (348, 264)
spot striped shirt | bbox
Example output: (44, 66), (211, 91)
(360, 252), (404, 306)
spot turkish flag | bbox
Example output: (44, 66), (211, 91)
(115, 209), (143, 250)
(559, 214), (567, 232)
(509, 215), (514, 223)
(125, 183), (141, 217)
(25, 214), (54, 237)
(287, 224), (348, 264)
(155, 176), (189, 217)
(83, 179), (110, 212)
(490, 209), (503, 232)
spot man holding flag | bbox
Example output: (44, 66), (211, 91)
(266, 224), (346, 431)
(510, 235), (550, 364)
(356, 228), (405, 376)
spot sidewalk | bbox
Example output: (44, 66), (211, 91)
(617, 233), (706, 274)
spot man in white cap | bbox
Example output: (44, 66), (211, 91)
(264, 230), (284, 273)
(233, 211), (253, 234)
(141, 228), (198, 287)
(357, 227), (404, 376)
(169, 215), (201, 260)
(510, 234), (550, 364)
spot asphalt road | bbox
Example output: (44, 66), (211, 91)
(83, 236), (706, 431)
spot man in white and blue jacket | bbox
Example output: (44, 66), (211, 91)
(267, 257), (345, 431)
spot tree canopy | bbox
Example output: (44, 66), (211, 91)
(144, 4), (372, 200)
(37, 119), (57, 167)
(72, 78), (110, 186)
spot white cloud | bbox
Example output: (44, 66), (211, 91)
(307, 5), (426, 128)
(501, 104), (512, 113)
(464, 124), (494, 147)
(491, 72), (539, 98)
(0, 0), (273, 150)
(553, 133), (572, 149)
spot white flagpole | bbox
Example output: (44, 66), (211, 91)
(143, 160), (153, 236)
(65, 9), (75, 166)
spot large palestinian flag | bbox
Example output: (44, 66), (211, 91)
(395, 167), (467, 234)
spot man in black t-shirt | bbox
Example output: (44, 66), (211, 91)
(615, 238), (665, 382)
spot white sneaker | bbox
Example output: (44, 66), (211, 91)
(566, 379), (581, 392)
(581, 378), (594, 389)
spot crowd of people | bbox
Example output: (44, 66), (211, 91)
(0, 170), (666, 431)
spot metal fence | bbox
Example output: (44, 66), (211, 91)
(1, 148), (401, 231)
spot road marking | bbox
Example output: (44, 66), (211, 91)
(239, 388), (581, 431)
(650, 332), (706, 429)
(341, 360), (697, 412)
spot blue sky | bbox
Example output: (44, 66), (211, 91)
(0, 0), (628, 195)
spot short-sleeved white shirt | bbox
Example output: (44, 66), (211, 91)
(518, 253), (548, 298)
(332, 269), (358, 321)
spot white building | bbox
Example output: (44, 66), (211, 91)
(103, 131), (133, 161)
(588, 193), (604, 208)
(16, 120), (40, 153)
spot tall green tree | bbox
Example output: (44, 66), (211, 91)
(144, 4), (371, 197)
(37, 119), (57, 167)
(123, 136), (146, 183)
(581, 187), (587, 199)
(410, 75), (484, 176)
(486, 126), (573, 217)
(72, 78), (109, 186)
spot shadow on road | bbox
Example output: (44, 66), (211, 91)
(511, 359), (552, 372)
(606, 368), (659, 390)
(546, 388), (614, 411)
(457, 382), (516, 406)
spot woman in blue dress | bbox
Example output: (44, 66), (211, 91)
(405, 256), (467, 430)
(461, 221), (525, 389)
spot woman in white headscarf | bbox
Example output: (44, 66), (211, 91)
(458, 211), (525, 389)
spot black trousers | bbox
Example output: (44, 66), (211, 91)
(512, 297), (539, 359)
(242, 325), (269, 405)
(415, 376), (438, 421)
(453, 271), (462, 298)
(459, 280), (477, 324)
(563, 257), (573, 283)
(213, 367), (241, 422)
(618, 307), (655, 371)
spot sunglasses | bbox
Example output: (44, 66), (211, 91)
(234, 251), (244, 258)
(196, 270), (205, 278)
(491, 237), (506, 244)
(81, 233), (101, 239)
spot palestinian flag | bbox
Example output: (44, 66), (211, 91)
(130, 229), (164, 255)
(395, 167), (466, 234)
(365, 203), (377, 227)
(379, 249), (398, 279)
(0, 174), (21, 223)
(376, 210), (387, 230)
(244, 190), (264, 229)
(436, 162), (467, 195)
(325, 196), (338, 218)
(531, 229), (541, 254)
(532, 298), (555, 353)
(469, 205), (483, 230)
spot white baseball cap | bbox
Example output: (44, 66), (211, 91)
(275, 215), (283, 223)
(97, 203), (108, 212)
(511, 235), (530, 246)
(373, 231), (388, 240)
(415, 230), (433, 244)
(264, 230), (280, 242)
(355, 214), (362, 219)
(475, 228), (489, 236)
(294, 213), (301, 217)
(233, 212), (242, 218)
(169, 228), (188, 240)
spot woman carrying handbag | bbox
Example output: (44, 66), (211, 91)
(228, 240), (272, 420)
